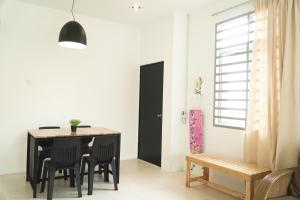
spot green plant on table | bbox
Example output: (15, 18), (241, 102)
(69, 119), (81, 127)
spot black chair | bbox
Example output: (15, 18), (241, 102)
(40, 137), (82, 200)
(77, 125), (104, 176)
(37, 127), (68, 183)
(80, 136), (118, 195)
(68, 125), (94, 187)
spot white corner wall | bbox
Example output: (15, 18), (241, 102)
(0, 0), (140, 175)
(169, 13), (189, 171)
(187, 0), (253, 192)
(140, 14), (174, 171)
(140, 13), (188, 172)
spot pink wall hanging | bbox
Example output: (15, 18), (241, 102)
(189, 109), (204, 154)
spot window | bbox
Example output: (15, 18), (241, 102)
(213, 12), (255, 130)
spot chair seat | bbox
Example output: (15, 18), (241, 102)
(271, 196), (299, 200)
(44, 160), (77, 170)
(82, 156), (112, 165)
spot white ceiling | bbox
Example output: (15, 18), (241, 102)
(19, 0), (217, 25)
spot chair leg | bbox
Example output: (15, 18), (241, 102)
(99, 165), (102, 175)
(104, 164), (109, 182)
(47, 168), (55, 200)
(80, 160), (86, 185)
(70, 169), (75, 187)
(37, 156), (44, 183)
(63, 169), (68, 180)
(40, 167), (48, 193)
(111, 159), (118, 190)
(74, 164), (82, 198)
(88, 163), (95, 195)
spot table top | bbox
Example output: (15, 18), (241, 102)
(186, 153), (271, 178)
(28, 127), (121, 138)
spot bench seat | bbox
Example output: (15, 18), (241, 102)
(186, 154), (271, 200)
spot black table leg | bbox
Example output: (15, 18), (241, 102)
(32, 138), (39, 198)
(116, 135), (121, 183)
(26, 133), (30, 181)
(27, 134), (39, 198)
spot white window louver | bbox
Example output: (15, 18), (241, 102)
(213, 12), (255, 130)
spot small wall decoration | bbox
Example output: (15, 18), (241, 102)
(189, 109), (204, 154)
(194, 77), (203, 95)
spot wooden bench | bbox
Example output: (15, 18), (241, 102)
(186, 154), (271, 200)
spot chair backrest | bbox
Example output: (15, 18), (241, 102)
(77, 125), (93, 145)
(38, 126), (60, 148)
(39, 126), (60, 130)
(77, 125), (91, 128)
(91, 136), (117, 163)
(50, 137), (82, 168)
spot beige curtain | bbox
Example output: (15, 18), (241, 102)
(245, 0), (300, 170)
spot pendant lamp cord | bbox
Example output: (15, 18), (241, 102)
(71, 0), (75, 21)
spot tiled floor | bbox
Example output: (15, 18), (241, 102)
(0, 159), (235, 200)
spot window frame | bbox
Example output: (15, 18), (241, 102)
(213, 11), (255, 130)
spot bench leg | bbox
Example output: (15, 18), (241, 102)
(245, 180), (254, 200)
(186, 159), (191, 187)
(203, 167), (209, 181)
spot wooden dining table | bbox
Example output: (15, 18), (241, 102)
(26, 127), (121, 198)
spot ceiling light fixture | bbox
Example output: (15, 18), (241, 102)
(130, 4), (142, 11)
(58, 0), (87, 49)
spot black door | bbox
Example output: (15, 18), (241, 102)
(138, 62), (164, 167)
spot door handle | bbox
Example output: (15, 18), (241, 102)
(157, 114), (162, 118)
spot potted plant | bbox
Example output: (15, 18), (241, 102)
(70, 119), (81, 133)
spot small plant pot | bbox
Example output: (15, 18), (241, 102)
(71, 126), (77, 133)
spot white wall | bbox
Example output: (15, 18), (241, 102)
(187, 0), (253, 192)
(140, 13), (188, 171)
(169, 14), (189, 171)
(140, 14), (174, 171)
(0, 0), (140, 175)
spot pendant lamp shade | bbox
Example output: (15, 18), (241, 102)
(58, 21), (87, 49)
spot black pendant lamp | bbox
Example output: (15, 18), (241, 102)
(58, 0), (87, 49)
